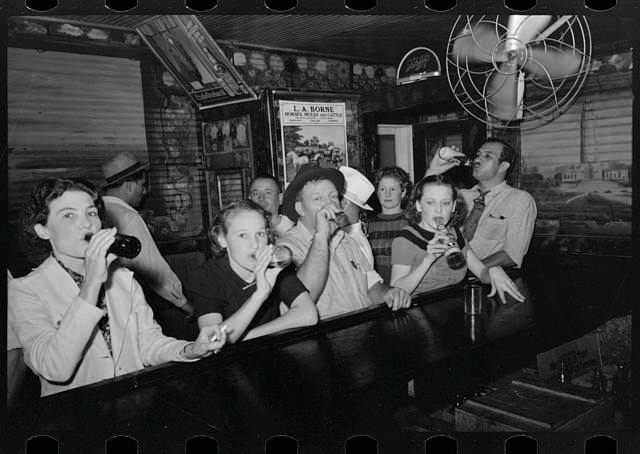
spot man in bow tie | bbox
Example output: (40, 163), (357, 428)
(426, 138), (537, 269)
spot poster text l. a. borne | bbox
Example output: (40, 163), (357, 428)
(293, 105), (337, 113)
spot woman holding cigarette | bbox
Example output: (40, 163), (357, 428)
(8, 178), (226, 397)
(184, 199), (318, 343)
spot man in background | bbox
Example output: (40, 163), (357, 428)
(101, 152), (195, 337)
(249, 174), (294, 238)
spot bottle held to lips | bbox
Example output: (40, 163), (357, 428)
(334, 211), (352, 229)
(85, 233), (141, 259)
(268, 245), (293, 268)
(437, 146), (473, 167)
(433, 217), (466, 270)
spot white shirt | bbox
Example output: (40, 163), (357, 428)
(102, 196), (187, 308)
(460, 182), (537, 267)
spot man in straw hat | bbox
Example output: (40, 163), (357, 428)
(277, 163), (411, 319)
(101, 152), (195, 327)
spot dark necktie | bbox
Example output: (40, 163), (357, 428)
(461, 190), (490, 241)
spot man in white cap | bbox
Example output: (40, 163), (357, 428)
(101, 152), (195, 326)
(338, 166), (377, 273)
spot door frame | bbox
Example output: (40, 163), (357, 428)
(376, 124), (414, 182)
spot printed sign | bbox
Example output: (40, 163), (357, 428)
(279, 101), (348, 184)
(137, 15), (257, 109)
(396, 47), (441, 85)
(536, 333), (603, 379)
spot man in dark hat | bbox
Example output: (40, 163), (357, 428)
(102, 152), (195, 326)
(278, 164), (411, 318)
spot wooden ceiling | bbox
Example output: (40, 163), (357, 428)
(46, 14), (631, 64)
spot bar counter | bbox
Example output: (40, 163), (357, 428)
(6, 255), (631, 453)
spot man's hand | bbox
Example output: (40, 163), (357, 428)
(314, 203), (341, 239)
(425, 146), (467, 177)
(383, 286), (412, 311)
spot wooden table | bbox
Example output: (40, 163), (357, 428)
(6, 255), (632, 453)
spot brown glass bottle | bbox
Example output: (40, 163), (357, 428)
(85, 233), (141, 259)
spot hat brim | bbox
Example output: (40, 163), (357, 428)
(352, 200), (374, 211)
(282, 167), (345, 223)
(103, 161), (150, 188)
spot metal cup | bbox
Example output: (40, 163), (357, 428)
(464, 284), (483, 315)
(465, 313), (483, 344)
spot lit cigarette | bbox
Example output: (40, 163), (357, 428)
(211, 324), (228, 343)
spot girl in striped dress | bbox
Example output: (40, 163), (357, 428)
(367, 167), (412, 284)
(390, 175), (524, 303)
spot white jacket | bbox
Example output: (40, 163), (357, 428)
(8, 256), (195, 397)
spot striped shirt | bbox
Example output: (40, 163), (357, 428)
(392, 223), (468, 295)
(367, 212), (409, 284)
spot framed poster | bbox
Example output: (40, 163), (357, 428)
(278, 100), (348, 184)
(202, 114), (251, 154)
(136, 15), (257, 109)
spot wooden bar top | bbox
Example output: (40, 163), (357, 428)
(6, 255), (631, 453)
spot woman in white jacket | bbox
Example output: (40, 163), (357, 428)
(9, 178), (227, 396)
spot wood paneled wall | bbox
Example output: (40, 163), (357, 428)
(7, 47), (148, 220)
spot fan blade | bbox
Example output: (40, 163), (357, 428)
(524, 46), (583, 80)
(486, 63), (520, 121)
(452, 22), (503, 64)
(507, 15), (552, 44)
(535, 15), (572, 41)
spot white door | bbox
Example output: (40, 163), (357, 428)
(376, 124), (414, 182)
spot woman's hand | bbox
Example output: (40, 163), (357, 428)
(189, 324), (228, 358)
(254, 245), (284, 298)
(487, 266), (526, 304)
(83, 228), (118, 289)
(424, 230), (450, 262)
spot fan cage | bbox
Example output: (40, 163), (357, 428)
(446, 15), (592, 131)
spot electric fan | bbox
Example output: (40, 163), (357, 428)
(446, 15), (592, 130)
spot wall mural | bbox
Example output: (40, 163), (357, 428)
(224, 43), (396, 93)
(143, 71), (206, 241)
(520, 50), (632, 256)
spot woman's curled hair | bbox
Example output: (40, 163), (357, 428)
(20, 177), (104, 258)
(373, 166), (413, 208)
